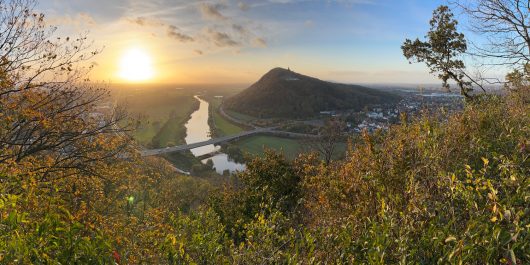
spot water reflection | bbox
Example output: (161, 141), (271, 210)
(185, 96), (245, 174)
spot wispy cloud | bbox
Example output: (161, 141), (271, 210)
(127, 16), (163, 27)
(199, 3), (228, 21)
(48, 12), (96, 27)
(268, 0), (374, 4)
(126, 16), (194, 42)
(238, 1), (250, 11)
(252, 37), (267, 48)
(204, 28), (239, 47)
(167, 25), (194, 42)
(231, 23), (267, 48)
(232, 24), (249, 36)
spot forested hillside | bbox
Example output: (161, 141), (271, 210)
(225, 67), (400, 118)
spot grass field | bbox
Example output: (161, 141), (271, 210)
(207, 96), (344, 161)
(113, 85), (198, 146)
(209, 98), (244, 136)
(134, 125), (159, 145)
(224, 110), (256, 123)
(151, 116), (189, 147)
(234, 135), (304, 160)
(234, 135), (348, 161)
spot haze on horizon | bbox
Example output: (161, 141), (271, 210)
(37, 0), (488, 85)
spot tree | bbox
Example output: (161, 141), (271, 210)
(454, 0), (530, 69)
(0, 0), (130, 179)
(211, 150), (302, 242)
(402, 5), (483, 99)
(505, 63), (530, 91)
(305, 118), (345, 165)
(0, 2), (144, 261)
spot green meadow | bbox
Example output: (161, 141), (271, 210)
(234, 135), (303, 160)
(113, 85), (198, 147)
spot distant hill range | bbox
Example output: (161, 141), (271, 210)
(224, 67), (401, 118)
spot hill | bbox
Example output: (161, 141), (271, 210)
(224, 67), (400, 118)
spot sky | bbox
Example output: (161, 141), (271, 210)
(37, 0), (468, 85)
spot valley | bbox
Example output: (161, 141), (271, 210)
(113, 68), (466, 176)
(113, 83), (312, 175)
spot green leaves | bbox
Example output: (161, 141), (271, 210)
(0, 197), (113, 264)
(402, 5), (473, 98)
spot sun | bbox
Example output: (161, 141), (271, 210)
(118, 48), (154, 82)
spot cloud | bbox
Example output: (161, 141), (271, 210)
(204, 28), (239, 47)
(127, 17), (194, 42)
(128, 16), (147, 26)
(47, 0), (128, 22)
(268, 0), (374, 3)
(238, 1), (249, 11)
(232, 24), (249, 36)
(252, 37), (267, 48)
(229, 23), (269, 49)
(268, 0), (296, 3)
(335, 0), (375, 4)
(48, 12), (96, 27)
(194, 49), (204, 55)
(127, 16), (163, 27)
(199, 3), (227, 21)
(167, 25), (194, 42)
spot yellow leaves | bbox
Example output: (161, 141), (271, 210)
(487, 190), (498, 201)
(503, 209), (512, 221)
(167, 235), (177, 245)
(465, 164), (473, 178)
(179, 242), (185, 256)
(444, 236), (456, 243)
(481, 157), (489, 166)
(379, 199), (387, 217)
(258, 214), (266, 225)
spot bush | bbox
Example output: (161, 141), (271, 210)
(182, 91), (529, 263)
(0, 194), (113, 264)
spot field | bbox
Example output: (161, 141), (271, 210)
(224, 109), (256, 123)
(208, 97), (244, 136)
(234, 135), (304, 160)
(205, 96), (304, 159)
(112, 84), (198, 147)
(206, 94), (346, 160)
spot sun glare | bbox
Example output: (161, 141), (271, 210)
(118, 48), (154, 82)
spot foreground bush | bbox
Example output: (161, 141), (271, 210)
(0, 193), (113, 263)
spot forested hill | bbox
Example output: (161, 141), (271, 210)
(224, 67), (400, 118)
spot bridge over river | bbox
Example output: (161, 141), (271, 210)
(140, 127), (274, 157)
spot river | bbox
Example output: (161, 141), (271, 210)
(184, 96), (245, 174)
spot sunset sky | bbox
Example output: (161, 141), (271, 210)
(38, 0), (467, 85)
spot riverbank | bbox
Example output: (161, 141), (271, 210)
(154, 96), (203, 173)
(151, 98), (199, 148)
(186, 96), (245, 174)
(206, 96), (246, 138)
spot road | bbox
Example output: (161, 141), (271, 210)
(219, 104), (256, 129)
